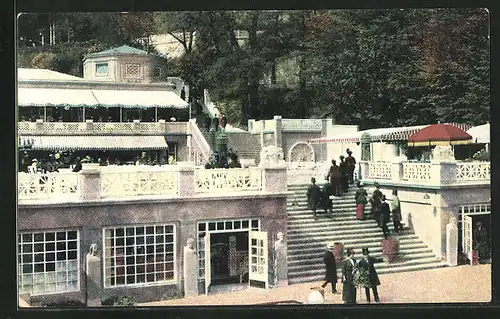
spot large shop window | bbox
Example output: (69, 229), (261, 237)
(103, 224), (176, 288)
(18, 230), (80, 295)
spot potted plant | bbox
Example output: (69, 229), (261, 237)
(381, 237), (399, 263)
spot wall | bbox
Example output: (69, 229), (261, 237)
(325, 124), (359, 163)
(371, 142), (399, 162)
(227, 132), (261, 162)
(282, 132), (322, 161)
(18, 193), (287, 304)
(166, 135), (188, 161)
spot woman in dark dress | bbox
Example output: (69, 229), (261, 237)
(342, 248), (357, 304)
(321, 242), (338, 293)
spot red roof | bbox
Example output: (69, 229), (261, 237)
(407, 124), (472, 142)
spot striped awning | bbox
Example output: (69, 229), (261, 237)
(18, 135), (168, 150)
(18, 88), (99, 107)
(308, 123), (472, 144)
(17, 87), (188, 109)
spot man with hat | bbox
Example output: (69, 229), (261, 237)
(342, 248), (357, 304)
(345, 149), (356, 185)
(326, 159), (342, 197)
(339, 155), (349, 193)
(321, 242), (338, 294)
(379, 195), (391, 238)
(72, 157), (83, 173)
(307, 177), (322, 220)
(369, 182), (383, 222)
(357, 247), (381, 303)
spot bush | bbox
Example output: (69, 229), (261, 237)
(472, 148), (490, 161)
(41, 300), (86, 308)
(101, 295), (137, 307)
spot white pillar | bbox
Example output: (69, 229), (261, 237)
(446, 217), (458, 266)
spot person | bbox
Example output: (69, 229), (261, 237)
(342, 248), (357, 304)
(391, 190), (403, 233)
(345, 149), (357, 185)
(357, 248), (381, 303)
(137, 152), (148, 165)
(379, 195), (391, 238)
(355, 181), (368, 220)
(168, 154), (176, 165)
(321, 183), (334, 217)
(326, 159), (342, 197)
(307, 177), (322, 220)
(369, 182), (383, 222)
(339, 155), (349, 193)
(321, 242), (338, 294)
(72, 157), (83, 173)
(473, 221), (488, 261)
(228, 153), (242, 168)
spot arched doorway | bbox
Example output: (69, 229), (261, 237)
(288, 142), (315, 162)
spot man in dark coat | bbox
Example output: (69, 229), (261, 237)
(391, 189), (403, 233)
(321, 183), (334, 217)
(321, 242), (338, 294)
(339, 155), (349, 193)
(326, 159), (342, 197)
(307, 177), (322, 220)
(342, 248), (357, 304)
(357, 248), (381, 303)
(345, 149), (357, 185)
(379, 195), (391, 238)
(370, 182), (383, 222)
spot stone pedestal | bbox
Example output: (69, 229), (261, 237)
(430, 162), (457, 185)
(261, 167), (287, 193)
(85, 119), (93, 131)
(159, 119), (167, 131)
(183, 245), (198, 297)
(36, 119), (44, 132)
(176, 166), (195, 197)
(446, 219), (458, 266)
(86, 247), (101, 307)
(133, 119), (140, 132)
(79, 169), (101, 200)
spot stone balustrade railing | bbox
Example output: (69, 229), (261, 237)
(189, 119), (211, 166)
(18, 120), (188, 135)
(285, 161), (360, 185)
(18, 166), (286, 202)
(359, 160), (490, 185)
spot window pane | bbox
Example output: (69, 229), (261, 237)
(251, 220), (259, 228)
(68, 241), (77, 250)
(46, 252), (55, 261)
(146, 226), (154, 235)
(57, 242), (66, 251)
(34, 253), (44, 262)
(22, 233), (32, 242)
(225, 221), (233, 230)
(146, 236), (154, 245)
(208, 223), (215, 231)
(56, 232), (66, 240)
(198, 223), (205, 232)
(155, 226), (164, 233)
(242, 220), (249, 228)
(126, 228), (135, 236)
(23, 244), (32, 253)
(34, 263), (44, 273)
(56, 252), (66, 261)
(34, 243), (44, 252)
(116, 228), (124, 237)
(116, 238), (125, 246)
(136, 227), (145, 235)
(216, 222), (224, 230)
(22, 254), (32, 263)
(45, 242), (55, 251)
(34, 233), (44, 242)
(68, 251), (77, 260)
(234, 221), (241, 229)
(45, 233), (55, 241)
(46, 262), (55, 272)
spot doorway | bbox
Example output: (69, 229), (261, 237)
(458, 203), (491, 265)
(210, 232), (249, 286)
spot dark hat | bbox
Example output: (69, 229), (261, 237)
(362, 248), (369, 255)
(339, 155), (345, 159)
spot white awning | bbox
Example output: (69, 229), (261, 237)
(90, 89), (188, 109)
(467, 123), (490, 144)
(20, 135), (168, 150)
(309, 125), (428, 144)
(17, 88), (99, 107)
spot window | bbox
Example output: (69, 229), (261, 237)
(124, 63), (141, 78)
(18, 230), (79, 295)
(95, 62), (109, 76)
(152, 67), (163, 77)
(103, 224), (176, 287)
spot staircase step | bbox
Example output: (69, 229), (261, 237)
(288, 247), (433, 260)
(288, 236), (423, 249)
(288, 223), (381, 233)
(288, 226), (385, 239)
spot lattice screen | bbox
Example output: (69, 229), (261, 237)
(125, 63), (141, 78)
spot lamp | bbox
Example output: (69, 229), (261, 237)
(423, 194), (430, 200)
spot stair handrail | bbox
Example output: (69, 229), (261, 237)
(203, 89), (221, 119)
(189, 119), (212, 164)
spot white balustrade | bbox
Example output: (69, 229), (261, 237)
(18, 172), (80, 200)
(18, 122), (36, 132)
(402, 163), (431, 181)
(100, 170), (178, 198)
(367, 161), (392, 180)
(189, 120), (211, 166)
(17, 121), (188, 134)
(281, 119), (323, 132)
(456, 162), (491, 181)
(194, 168), (262, 193)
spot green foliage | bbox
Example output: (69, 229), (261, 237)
(101, 295), (137, 307)
(353, 267), (370, 288)
(472, 148), (490, 161)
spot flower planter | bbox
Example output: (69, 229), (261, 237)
(382, 237), (399, 263)
(333, 242), (344, 263)
(471, 250), (479, 266)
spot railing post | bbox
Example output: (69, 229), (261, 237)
(176, 166), (196, 197)
(187, 120), (193, 163)
(36, 119), (44, 132)
(359, 161), (369, 180)
(159, 119), (167, 132)
(79, 168), (101, 200)
(85, 119), (94, 132)
(391, 159), (404, 182)
(274, 115), (283, 149)
(133, 119), (140, 132)
(430, 162), (457, 185)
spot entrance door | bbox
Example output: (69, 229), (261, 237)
(462, 214), (473, 265)
(248, 230), (268, 289)
(204, 234), (211, 294)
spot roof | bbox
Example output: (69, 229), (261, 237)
(18, 68), (85, 81)
(18, 87), (188, 109)
(19, 135), (168, 151)
(407, 124), (472, 143)
(467, 123), (490, 144)
(308, 123), (473, 144)
(85, 45), (149, 58)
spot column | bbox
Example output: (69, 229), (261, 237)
(176, 166), (196, 197)
(391, 159), (404, 182)
(86, 244), (101, 307)
(85, 119), (93, 132)
(36, 119), (44, 132)
(273, 116), (283, 149)
(183, 238), (199, 297)
(133, 119), (140, 133)
(359, 161), (369, 180)
(79, 168), (101, 200)
(446, 217), (458, 266)
(430, 162), (457, 185)
(261, 166), (287, 193)
(321, 119), (329, 162)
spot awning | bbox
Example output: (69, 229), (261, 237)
(308, 125), (428, 144)
(467, 123), (490, 144)
(90, 90), (188, 109)
(19, 135), (168, 150)
(17, 88), (99, 107)
(407, 124), (472, 147)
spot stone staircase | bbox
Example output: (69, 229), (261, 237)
(286, 184), (448, 284)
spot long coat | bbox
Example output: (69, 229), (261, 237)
(379, 202), (391, 224)
(355, 188), (368, 205)
(307, 184), (322, 209)
(323, 250), (337, 283)
(357, 256), (381, 287)
(391, 196), (402, 222)
(342, 258), (357, 303)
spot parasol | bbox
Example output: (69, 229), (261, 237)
(407, 123), (472, 147)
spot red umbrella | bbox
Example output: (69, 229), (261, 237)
(407, 123), (472, 147)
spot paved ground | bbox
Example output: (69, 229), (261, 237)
(139, 264), (491, 306)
